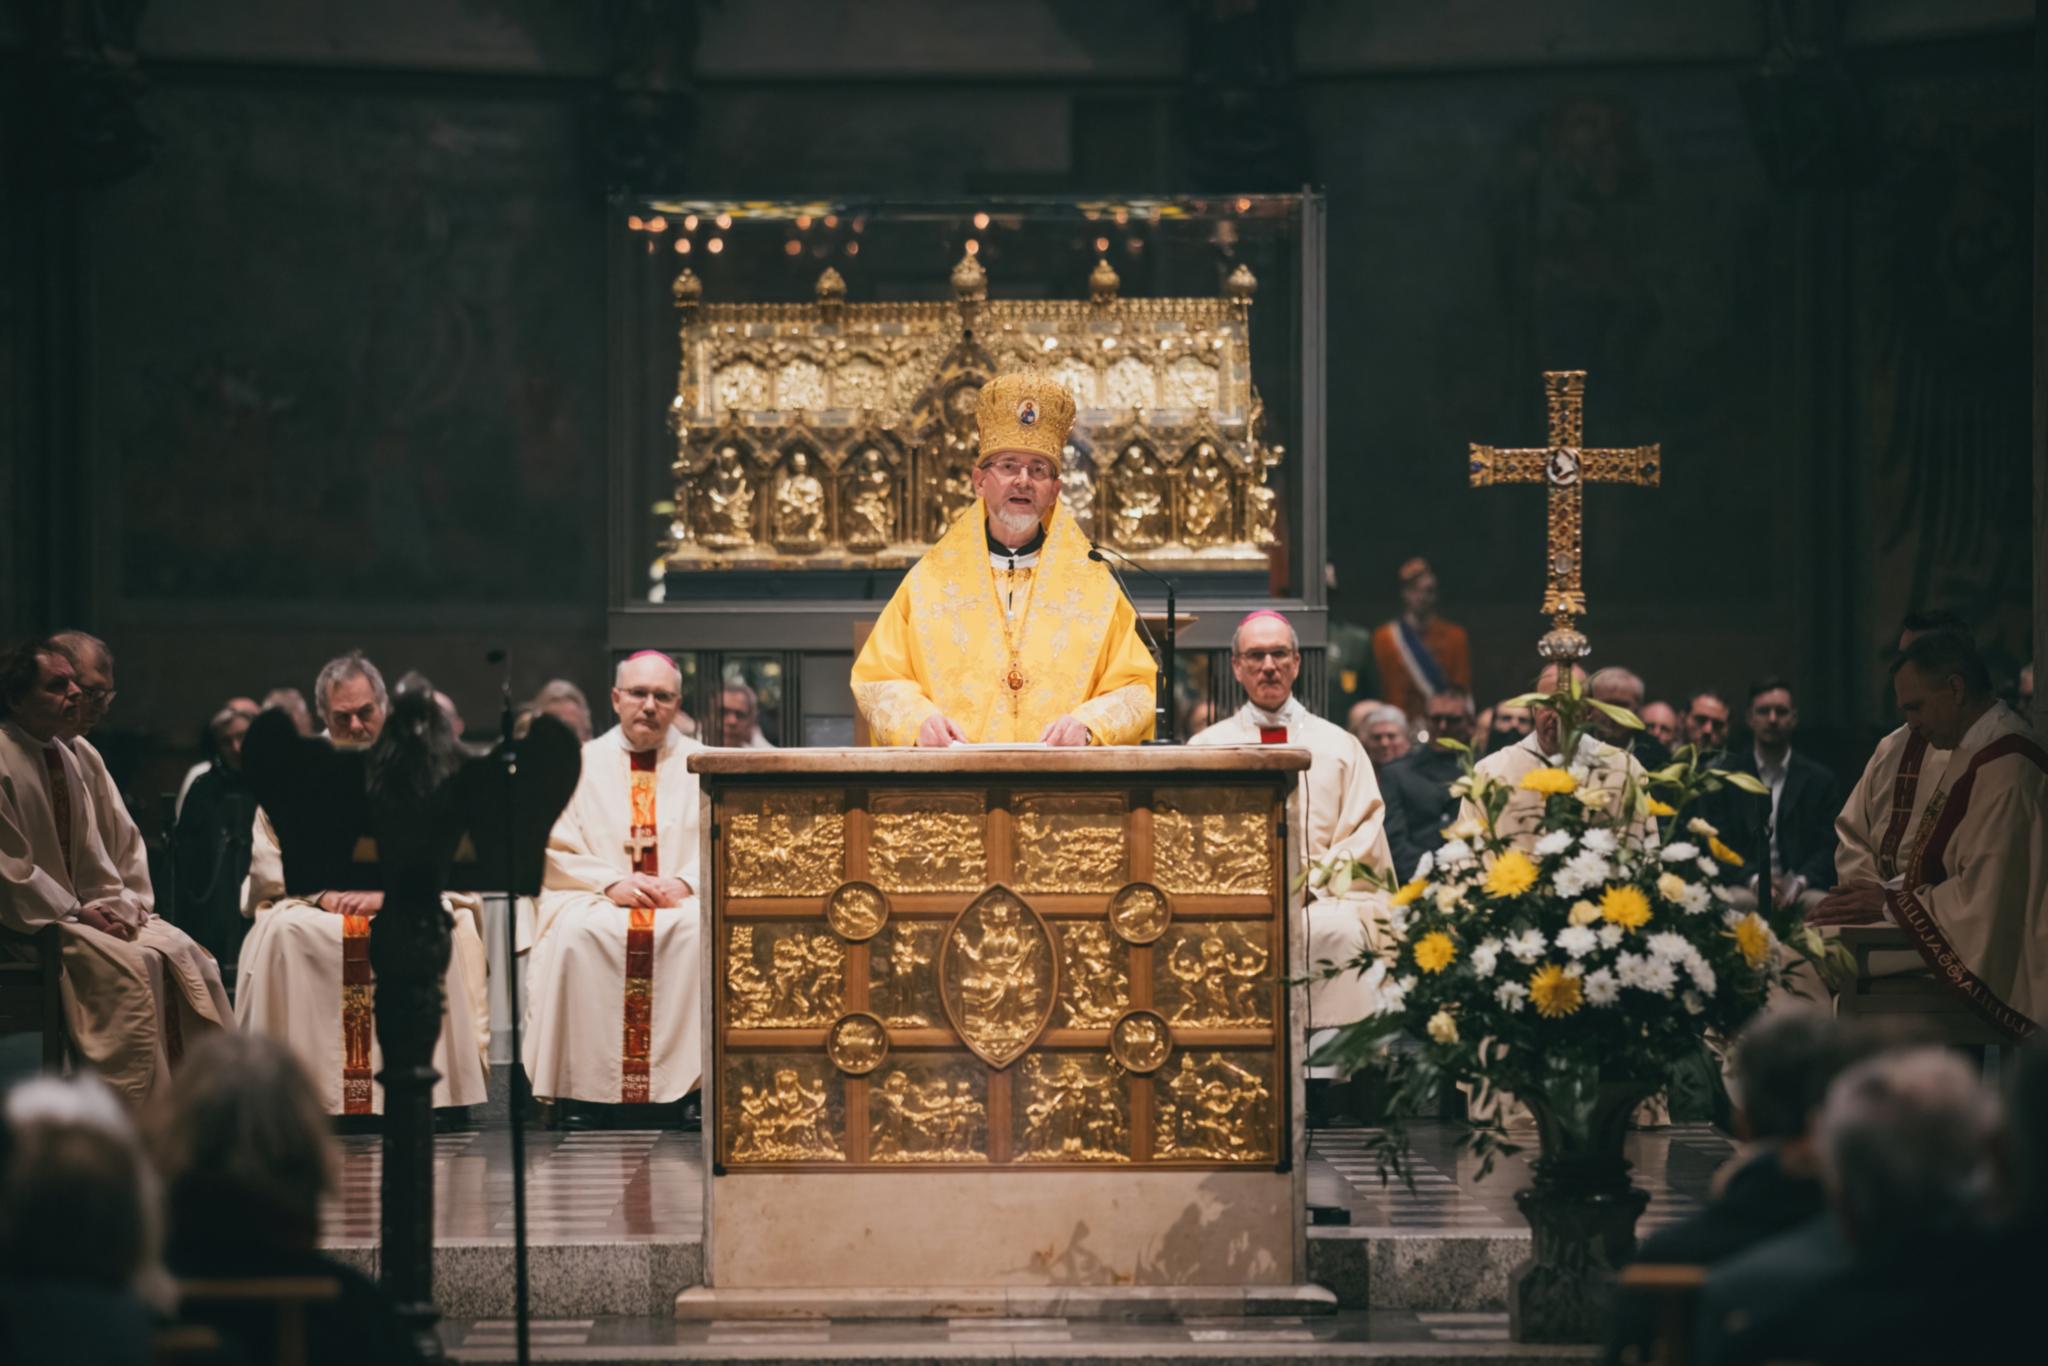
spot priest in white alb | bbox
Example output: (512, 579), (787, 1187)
(1832, 614), (1959, 891)
(523, 650), (706, 1109)
(1, 640), (231, 1103)
(237, 652), (491, 1114)
(1189, 610), (1395, 1043)
(850, 371), (1156, 747)
(1461, 662), (1654, 848)
(1809, 631), (2045, 1039)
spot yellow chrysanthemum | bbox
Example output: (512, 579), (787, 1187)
(1391, 878), (1429, 907)
(1483, 850), (1540, 899)
(1426, 1009), (1460, 1043)
(1709, 836), (1746, 868)
(1518, 766), (1579, 795)
(1529, 963), (1584, 1019)
(1732, 913), (1772, 967)
(1600, 884), (1652, 932)
(1413, 931), (1458, 974)
(1647, 798), (1678, 818)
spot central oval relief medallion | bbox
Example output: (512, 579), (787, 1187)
(939, 885), (1059, 1069)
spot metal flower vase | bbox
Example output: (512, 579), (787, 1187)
(1508, 1075), (1653, 1343)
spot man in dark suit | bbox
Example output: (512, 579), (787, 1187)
(1380, 689), (1474, 879)
(1604, 1014), (1872, 1366)
(1710, 678), (1841, 911)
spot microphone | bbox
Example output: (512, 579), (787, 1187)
(1087, 543), (1178, 745)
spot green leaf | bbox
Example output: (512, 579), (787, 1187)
(1499, 692), (1550, 711)
(1714, 769), (1770, 796)
(1586, 698), (1647, 730)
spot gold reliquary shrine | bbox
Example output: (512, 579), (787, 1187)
(661, 253), (1282, 575)
(697, 751), (1299, 1172)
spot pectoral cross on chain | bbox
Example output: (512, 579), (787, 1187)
(1468, 370), (1661, 661)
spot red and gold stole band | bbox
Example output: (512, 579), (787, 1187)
(341, 912), (376, 1113)
(1883, 733), (2048, 1042)
(1875, 732), (1929, 880)
(622, 749), (659, 1104)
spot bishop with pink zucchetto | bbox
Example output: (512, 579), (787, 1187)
(1188, 610), (1396, 1056)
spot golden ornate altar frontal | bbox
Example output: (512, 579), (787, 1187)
(690, 747), (1310, 1293)
(661, 254), (1282, 576)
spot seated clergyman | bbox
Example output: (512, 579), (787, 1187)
(850, 371), (1156, 746)
(236, 652), (491, 1115)
(1190, 611), (1395, 1024)
(0, 639), (232, 1104)
(523, 651), (706, 1109)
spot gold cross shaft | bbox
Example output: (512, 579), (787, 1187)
(1468, 370), (1660, 660)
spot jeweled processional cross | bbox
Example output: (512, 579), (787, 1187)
(1468, 370), (1661, 661)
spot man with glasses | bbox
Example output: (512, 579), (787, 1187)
(238, 650), (492, 1117)
(0, 636), (231, 1102)
(852, 371), (1156, 746)
(524, 650), (709, 1123)
(1380, 689), (1476, 880)
(1190, 610), (1395, 1121)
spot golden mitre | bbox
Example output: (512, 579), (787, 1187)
(975, 371), (1076, 467)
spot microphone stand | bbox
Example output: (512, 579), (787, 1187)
(486, 649), (532, 1366)
(1088, 543), (1177, 744)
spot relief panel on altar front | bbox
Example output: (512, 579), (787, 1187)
(726, 922), (847, 1028)
(1052, 922), (1131, 1028)
(868, 1059), (990, 1164)
(1153, 1051), (1276, 1163)
(939, 887), (1057, 1068)
(1153, 921), (1272, 1027)
(1153, 787), (1272, 895)
(724, 790), (846, 897)
(1011, 793), (1126, 894)
(724, 1055), (847, 1165)
(869, 791), (986, 893)
(868, 920), (946, 1028)
(1014, 1053), (1132, 1164)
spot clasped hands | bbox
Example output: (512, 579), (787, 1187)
(916, 713), (1089, 747)
(315, 890), (385, 916)
(1806, 879), (1887, 927)
(604, 872), (693, 909)
(74, 900), (139, 940)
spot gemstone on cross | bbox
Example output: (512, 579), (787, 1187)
(1468, 370), (1660, 660)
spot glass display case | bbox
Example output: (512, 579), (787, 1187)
(607, 194), (1327, 743)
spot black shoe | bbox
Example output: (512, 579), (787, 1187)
(678, 1094), (702, 1132)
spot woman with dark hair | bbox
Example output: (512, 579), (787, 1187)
(153, 1030), (425, 1365)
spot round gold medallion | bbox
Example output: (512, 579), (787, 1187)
(825, 881), (890, 942)
(826, 1012), (890, 1076)
(1107, 882), (1171, 945)
(1109, 1008), (1172, 1075)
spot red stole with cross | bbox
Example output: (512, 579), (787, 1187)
(622, 748), (659, 1103)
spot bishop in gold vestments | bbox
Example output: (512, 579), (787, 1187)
(852, 372), (1156, 746)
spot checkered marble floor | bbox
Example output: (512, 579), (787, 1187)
(325, 1129), (704, 1242)
(1304, 1123), (1730, 1232)
(443, 1310), (1596, 1361)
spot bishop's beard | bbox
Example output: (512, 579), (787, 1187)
(989, 506), (1040, 540)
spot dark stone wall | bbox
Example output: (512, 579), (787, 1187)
(0, 0), (2032, 805)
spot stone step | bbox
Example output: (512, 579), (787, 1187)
(332, 1226), (1528, 1321)
(442, 1310), (1600, 1364)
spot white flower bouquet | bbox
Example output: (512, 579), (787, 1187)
(1306, 677), (1825, 1176)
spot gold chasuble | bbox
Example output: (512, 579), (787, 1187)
(851, 499), (1156, 745)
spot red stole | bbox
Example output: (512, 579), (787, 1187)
(622, 748), (658, 1103)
